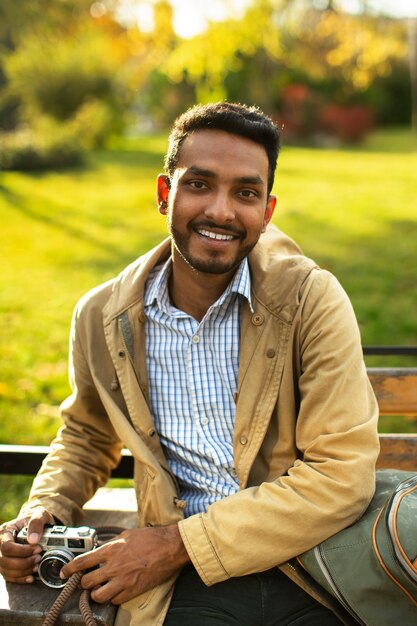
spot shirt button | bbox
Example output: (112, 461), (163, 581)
(230, 468), (237, 477)
(192, 335), (200, 344)
(201, 417), (209, 425)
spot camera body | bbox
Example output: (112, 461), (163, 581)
(17, 524), (98, 588)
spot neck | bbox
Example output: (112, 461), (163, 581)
(169, 259), (235, 322)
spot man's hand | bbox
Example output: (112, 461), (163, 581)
(60, 524), (190, 605)
(0, 507), (55, 583)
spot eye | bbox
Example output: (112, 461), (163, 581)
(238, 189), (257, 199)
(188, 180), (207, 190)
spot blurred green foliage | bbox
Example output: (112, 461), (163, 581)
(0, 125), (83, 170)
(0, 0), (176, 167)
(0, 0), (413, 170)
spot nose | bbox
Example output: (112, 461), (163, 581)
(204, 190), (235, 223)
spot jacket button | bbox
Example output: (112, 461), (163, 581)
(266, 349), (276, 358)
(118, 350), (126, 358)
(110, 379), (119, 391)
(239, 436), (248, 445)
(251, 313), (264, 326)
(174, 497), (187, 510)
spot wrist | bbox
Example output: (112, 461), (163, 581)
(165, 524), (191, 567)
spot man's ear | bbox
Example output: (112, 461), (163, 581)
(262, 195), (277, 232)
(157, 174), (170, 214)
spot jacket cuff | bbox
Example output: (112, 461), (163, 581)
(178, 514), (229, 586)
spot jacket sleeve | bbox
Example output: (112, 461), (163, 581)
(178, 269), (380, 585)
(19, 298), (123, 525)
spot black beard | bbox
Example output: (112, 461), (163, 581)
(170, 224), (257, 275)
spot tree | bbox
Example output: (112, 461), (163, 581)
(409, 19), (417, 132)
(152, 0), (409, 130)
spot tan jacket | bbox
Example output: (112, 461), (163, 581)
(21, 225), (379, 625)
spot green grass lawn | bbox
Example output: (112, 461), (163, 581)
(1, 127), (416, 520)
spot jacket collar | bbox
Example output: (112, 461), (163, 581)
(247, 225), (317, 324)
(103, 225), (317, 327)
(103, 239), (171, 326)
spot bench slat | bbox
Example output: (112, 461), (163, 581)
(377, 434), (417, 471)
(367, 368), (417, 416)
(0, 444), (133, 478)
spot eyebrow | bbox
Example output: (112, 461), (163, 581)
(184, 166), (265, 187)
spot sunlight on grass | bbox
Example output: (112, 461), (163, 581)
(274, 133), (417, 347)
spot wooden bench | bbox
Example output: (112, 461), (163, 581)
(370, 366), (417, 469)
(0, 349), (416, 625)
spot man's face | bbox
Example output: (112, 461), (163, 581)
(158, 129), (276, 276)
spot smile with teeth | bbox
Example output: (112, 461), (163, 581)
(197, 229), (236, 241)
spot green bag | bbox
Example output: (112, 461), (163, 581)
(299, 469), (417, 626)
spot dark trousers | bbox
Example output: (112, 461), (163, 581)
(164, 564), (344, 625)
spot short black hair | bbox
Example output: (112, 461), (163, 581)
(164, 102), (281, 194)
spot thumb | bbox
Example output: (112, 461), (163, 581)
(26, 508), (55, 546)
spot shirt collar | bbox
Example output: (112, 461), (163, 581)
(144, 257), (253, 314)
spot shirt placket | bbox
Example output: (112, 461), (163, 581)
(187, 321), (210, 442)
(187, 309), (239, 483)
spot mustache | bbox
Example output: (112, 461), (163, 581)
(190, 220), (245, 238)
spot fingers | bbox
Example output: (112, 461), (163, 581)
(26, 508), (55, 545)
(0, 522), (25, 544)
(65, 526), (186, 605)
(0, 522), (41, 577)
(60, 543), (132, 605)
(91, 579), (127, 605)
(0, 508), (54, 584)
(61, 554), (117, 604)
(81, 567), (140, 605)
(0, 540), (42, 584)
(1, 531), (41, 558)
(0, 553), (41, 583)
(60, 543), (105, 580)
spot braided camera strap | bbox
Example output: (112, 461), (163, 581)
(41, 526), (125, 626)
(41, 571), (97, 626)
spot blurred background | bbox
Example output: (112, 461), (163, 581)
(1, 0), (416, 155)
(1, 0), (416, 519)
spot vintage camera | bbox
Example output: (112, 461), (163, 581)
(17, 524), (98, 588)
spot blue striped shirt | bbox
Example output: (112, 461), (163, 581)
(144, 258), (253, 517)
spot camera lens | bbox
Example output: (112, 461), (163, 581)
(38, 548), (74, 588)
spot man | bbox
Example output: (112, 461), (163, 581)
(0, 102), (379, 625)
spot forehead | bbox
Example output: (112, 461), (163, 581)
(176, 129), (269, 182)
